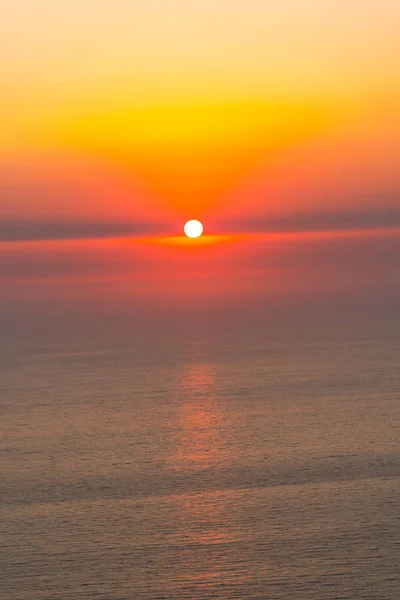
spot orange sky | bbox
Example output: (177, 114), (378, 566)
(1, 0), (399, 318)
(2, 1), (399, 220)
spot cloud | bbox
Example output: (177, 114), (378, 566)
(219, 205), (400, 234)
(1, 205), (399, 244)
(0, 219), (171, 242)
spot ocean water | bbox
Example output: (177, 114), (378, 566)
(1, 324), (399, 599)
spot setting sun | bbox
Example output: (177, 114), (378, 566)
(184, 220), (204, 239)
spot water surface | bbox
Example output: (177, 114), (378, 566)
(1, 326), (399, 598)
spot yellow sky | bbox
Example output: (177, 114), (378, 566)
(1, 0), (399, 220)
(2, 1), (399, 99)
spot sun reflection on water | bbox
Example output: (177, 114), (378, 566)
(173, 362), (227, 473)
(167, 360), (245, 591)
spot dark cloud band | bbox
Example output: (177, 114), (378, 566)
(220, 207), (400, 234)
(0, 220), (170, 242)
(0, 206), (399, 243)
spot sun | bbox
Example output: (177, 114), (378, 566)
(184, 220), (204, 239)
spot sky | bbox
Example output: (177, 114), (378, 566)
(1, 0), (400, 334)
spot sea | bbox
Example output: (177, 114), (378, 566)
(1, 317), (399, 599)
